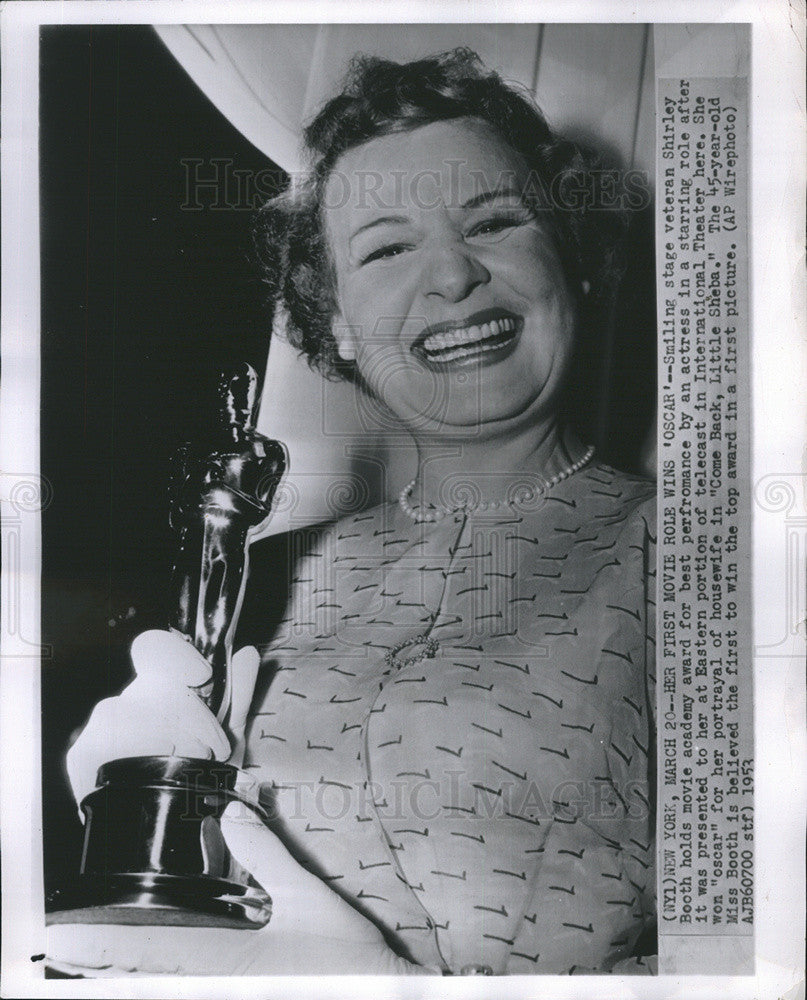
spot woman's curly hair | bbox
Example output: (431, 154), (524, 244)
(253, 47), (627, 385)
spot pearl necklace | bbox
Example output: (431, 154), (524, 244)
(398, 444), (596, 523)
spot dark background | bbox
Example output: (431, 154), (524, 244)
(40, 24), (285, 893)
(39, 25), (655, 896)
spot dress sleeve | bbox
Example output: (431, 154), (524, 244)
(611, 491), (657, 960)
(620, 493), (657, 952)
(605, 491), (657, 950)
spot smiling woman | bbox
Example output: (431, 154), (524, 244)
(324, 119), (577, 441)
(53, 47), (657, 977)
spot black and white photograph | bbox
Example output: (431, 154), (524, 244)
(0, 3), (803, 997)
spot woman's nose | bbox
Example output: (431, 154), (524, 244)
(423, 245), (490, 302)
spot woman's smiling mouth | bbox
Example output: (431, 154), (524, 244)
(411, 310), (523, 370)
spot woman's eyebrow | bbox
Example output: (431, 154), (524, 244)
(349, 215), (410, 245)
(461, 186), (524, 210)
(346, 187), (526, 246)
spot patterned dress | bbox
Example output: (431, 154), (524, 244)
(237, 463), (657, 974)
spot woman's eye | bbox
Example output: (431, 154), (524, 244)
(360, 243), (410, 265)
(467, 212), (531, 240)
(475, 219), (514, 235)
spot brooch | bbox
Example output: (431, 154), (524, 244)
(384, 632), (440, 670)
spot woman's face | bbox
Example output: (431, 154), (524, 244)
(323, 118), (577, 438)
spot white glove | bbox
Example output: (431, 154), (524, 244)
(47, 801), (433, 975)
(65, 629), (260, 808)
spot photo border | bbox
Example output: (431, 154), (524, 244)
(1, 2), (804, 998)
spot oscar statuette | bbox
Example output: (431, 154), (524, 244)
(47, 364), (286, 929)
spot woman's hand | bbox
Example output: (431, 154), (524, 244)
(65, 629), (259, 808)
(46, 805), (431, 976)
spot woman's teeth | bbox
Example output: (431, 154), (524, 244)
(419, 316), (517, 361)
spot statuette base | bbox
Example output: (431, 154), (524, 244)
(47, 755), (272, 930)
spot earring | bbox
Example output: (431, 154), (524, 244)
(581, 280), (591, 296)
(333, 317), (357, 362)
(336, 338), (356, 361)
